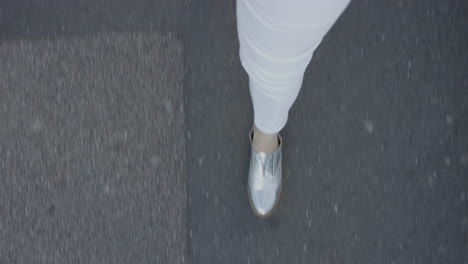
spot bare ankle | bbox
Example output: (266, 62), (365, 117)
(252, 125), (279, 153)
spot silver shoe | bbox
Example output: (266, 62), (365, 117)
(248, 128), (282, 218)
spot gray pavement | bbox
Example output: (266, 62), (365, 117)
(185, 0), (468, 263)
(0, 33), (186, 263)
(0, 0), (467, 263)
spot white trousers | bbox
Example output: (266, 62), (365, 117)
(237, 0), (350, 134)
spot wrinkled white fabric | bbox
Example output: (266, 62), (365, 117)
(237, 0), (350, 134)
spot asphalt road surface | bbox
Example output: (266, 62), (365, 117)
(0, 0), (467, 263)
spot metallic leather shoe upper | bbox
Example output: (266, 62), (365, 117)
(248, 130), (282, 217)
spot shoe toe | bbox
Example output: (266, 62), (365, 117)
(250, 186), (278, 216)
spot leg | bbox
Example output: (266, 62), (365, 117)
(237, 0), (350, 151)
(238, 0), (351, 217)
